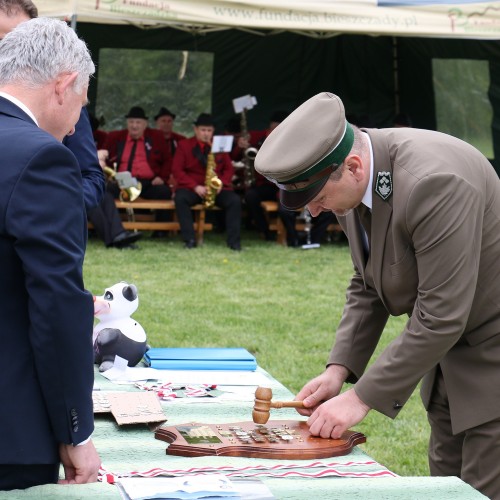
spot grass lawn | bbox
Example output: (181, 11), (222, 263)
(84, 228), (430, 477)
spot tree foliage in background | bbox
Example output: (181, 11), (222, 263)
(95, 48), (214, 135)
(433, 58), (493, 158)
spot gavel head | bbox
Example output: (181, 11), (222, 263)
(252, 386), (273, 424)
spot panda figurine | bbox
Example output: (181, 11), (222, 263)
(93, 281), (149, 372)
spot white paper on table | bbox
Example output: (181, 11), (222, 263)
(100, 356), (159, 383)
(100, 359), (273, 388)
(153, 369), (272, 386)
(117, 474), (237, 500)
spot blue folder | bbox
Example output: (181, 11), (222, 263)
(143, 347), (257, 371)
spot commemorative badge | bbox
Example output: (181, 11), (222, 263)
(375, 171), (393, 200)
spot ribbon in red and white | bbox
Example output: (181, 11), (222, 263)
(98, 459), (397, 484)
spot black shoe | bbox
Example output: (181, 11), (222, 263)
(112, 231), (142, 248)
(151, 230), (168, 239)
(118, 243), (140, 250)
(229, 244), (242, 251)
(184, 239), (197, 249)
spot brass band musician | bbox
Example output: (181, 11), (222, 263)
(172, 113), (242, 250)
(230, 110), (289, 241)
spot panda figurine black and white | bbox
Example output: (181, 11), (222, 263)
(93, 281), (149, 372)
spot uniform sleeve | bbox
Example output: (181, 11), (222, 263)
(172, 142), (198, 190)
(63, 107), (105, 211)
(7, 142), (95, 445)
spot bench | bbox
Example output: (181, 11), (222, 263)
(89, 198), (215, 246)
(260, 201), (342, 245)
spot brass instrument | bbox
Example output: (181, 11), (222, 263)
(103, 166), (142, 202)
(239, 108), (257, 189)
(204, 144), (222, 209)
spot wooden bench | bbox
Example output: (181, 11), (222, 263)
(89, 198), (215, 246)
(260, 201), (342, 246)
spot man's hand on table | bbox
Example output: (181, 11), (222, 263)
(295, 364), (370, 438)
(295, 364), (349, 416)
(58, 439), (101, 485)
(306, 388), (370, 439)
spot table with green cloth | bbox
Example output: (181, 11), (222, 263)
(1, 366), (486, 499)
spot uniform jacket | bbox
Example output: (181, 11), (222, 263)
(172, 136), (235, 191)
(104, 128), (170, 180)
(63, 107), (105, 211)
(329, 127), (500, 434)
(0, 97), (95, 463)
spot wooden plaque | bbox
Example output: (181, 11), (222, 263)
(155, 420), (366, 460)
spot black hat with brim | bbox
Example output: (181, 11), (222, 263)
(155, 107), (176, 120)
(194, 113), (215, 127)
(125, 106), (148, 120)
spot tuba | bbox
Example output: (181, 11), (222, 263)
(103, 166), (142, 202)
(204, 143), (222, 209)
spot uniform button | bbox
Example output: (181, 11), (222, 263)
(393, 401), (403, 410)
(73, 425), (79, 432)
(71, 409), (77, 417)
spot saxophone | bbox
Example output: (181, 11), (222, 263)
(204, 143), (222, 208)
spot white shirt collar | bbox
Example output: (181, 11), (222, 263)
(361, 131), (374, 210)
(0, 91), (38, 126)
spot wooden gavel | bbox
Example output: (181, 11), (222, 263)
(252, 386), (305, 424)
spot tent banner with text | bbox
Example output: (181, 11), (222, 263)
(38, 0), (500, 39)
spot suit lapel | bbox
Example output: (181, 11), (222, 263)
(366, 129), (394, 308)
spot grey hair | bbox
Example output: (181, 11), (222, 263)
(0, 17), (94, 94)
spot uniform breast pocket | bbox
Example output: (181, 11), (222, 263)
(385, 246), (418, 309)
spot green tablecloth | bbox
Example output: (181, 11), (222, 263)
(1, 366), (486, 499)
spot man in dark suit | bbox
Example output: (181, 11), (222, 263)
(0, 17), (101, 490)
(0, 0), (142, 250)
(255, 92), (500, 499)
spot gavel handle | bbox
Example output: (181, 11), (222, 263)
(270, 401), (305, 410)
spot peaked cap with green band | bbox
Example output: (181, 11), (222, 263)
(254, 92), (354, 210)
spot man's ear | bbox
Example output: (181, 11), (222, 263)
(54, 72), (79, 105)
(345, 154), (365, 181)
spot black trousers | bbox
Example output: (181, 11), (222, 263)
(244, 184), (278, 235)
(0, 463), (59, 490)
(174, 188), (241, 247)
(87, 191), (125, 246)
(278, 205), (336, 246)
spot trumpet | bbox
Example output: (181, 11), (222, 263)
(103, 166), (142, 202)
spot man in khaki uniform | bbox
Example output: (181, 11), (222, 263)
(255, 92), (500, 499)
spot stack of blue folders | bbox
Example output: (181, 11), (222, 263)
(143, 347), (257, 371)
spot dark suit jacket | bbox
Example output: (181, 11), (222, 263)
(63, 107), (105, 211)
(328, 127), (500, 434)
(104, 128), (170, 180)
(0, 97), (95, 464)
(172, 136), (235, 191)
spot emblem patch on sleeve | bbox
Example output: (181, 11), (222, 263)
(375, 171), (393, 200)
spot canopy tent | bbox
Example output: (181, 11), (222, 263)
(38, 1), (500, 39)
(37, 1), (500, 172)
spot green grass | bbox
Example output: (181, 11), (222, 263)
(84, 229), (430, 477)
